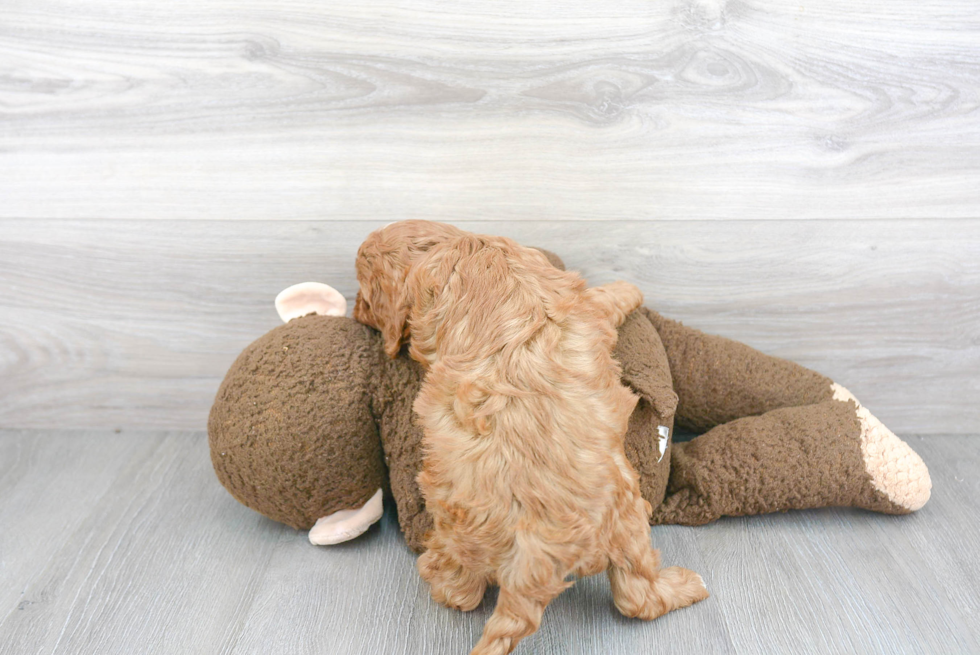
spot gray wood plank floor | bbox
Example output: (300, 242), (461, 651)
(1, 430), (976, 655)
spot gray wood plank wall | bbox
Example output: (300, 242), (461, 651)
(2, 0), (979, 433)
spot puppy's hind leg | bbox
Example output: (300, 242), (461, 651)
(470, 539), (572, 655)
(607, 500), (708, 620)
(470, 583), (565, 655)
(418, 538), (488, 612)
(585, 281), (644, 328)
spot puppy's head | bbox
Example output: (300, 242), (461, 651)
(354, 220), (465, 358)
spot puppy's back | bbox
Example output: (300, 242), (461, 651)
(411, 235), (639, 532)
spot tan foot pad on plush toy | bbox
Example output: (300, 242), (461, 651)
(309, 488), (384, 545)
(832, 384), (932, 511)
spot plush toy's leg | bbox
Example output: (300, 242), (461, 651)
(651, 400), (931, 525)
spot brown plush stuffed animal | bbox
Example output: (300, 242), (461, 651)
(208, 251), (931, 551)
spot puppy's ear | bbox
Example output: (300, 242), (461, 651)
(356, 235), (413, 359)
(401, 238), (471, 365)
(376, 278), (411, 359)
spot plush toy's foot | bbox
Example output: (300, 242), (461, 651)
(308, 488), (384, 545)
(831, 385), (931, 512)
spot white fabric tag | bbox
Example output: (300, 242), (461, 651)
(657, 425), (670, 462)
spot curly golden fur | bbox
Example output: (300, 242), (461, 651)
(354, 220), (708, 655)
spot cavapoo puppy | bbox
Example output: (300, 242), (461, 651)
(354, 220), (708, 655)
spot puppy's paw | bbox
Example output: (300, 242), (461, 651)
(418, 549), (487, 612)
(587, 281), (644, 328)
(656, 566), (710, 611)
(612, 565), (709, 620)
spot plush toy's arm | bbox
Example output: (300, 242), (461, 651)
(642, 309), (931, 523)
(642, 308), (834, 433)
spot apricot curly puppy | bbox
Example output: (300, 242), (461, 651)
(354, 220), (708, 655)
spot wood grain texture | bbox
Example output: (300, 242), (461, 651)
(1, 0), (979, 221)
(0, 430), (291, 654)
(1, 218), (977, 433)
(0, 430), (976, 654)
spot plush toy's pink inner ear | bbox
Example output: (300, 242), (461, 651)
(275, 282), (348, 322)
(308, 488), (384, 546)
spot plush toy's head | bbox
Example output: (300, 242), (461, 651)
(208, 284), (389, 544)
(208, 249), (680, 551)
